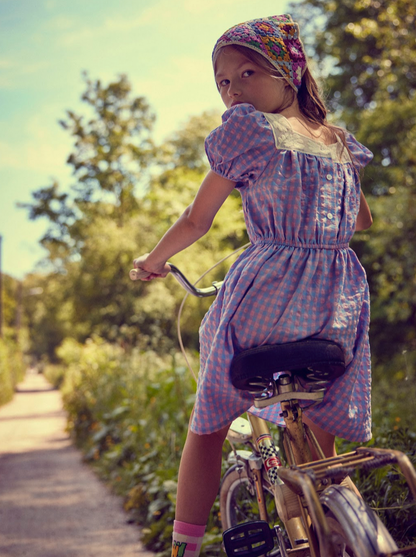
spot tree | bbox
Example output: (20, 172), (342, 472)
(23, 271), (73, 362)
(21, 76), (248, 357)
(141, 110), (248, 350)
(158, 110), (221, 173)
(19, 74), (158, 352)
(291, 0), (416, 367)
(2, 274), (19, 331)
(293, 0), (416, 119)
(20, 73), (156, 267)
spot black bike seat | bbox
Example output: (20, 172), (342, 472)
(230, 339), (345, 391)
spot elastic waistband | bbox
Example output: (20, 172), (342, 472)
(253, 240), (350, 250)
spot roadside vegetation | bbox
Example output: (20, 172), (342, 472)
(0, 275), (27, 406)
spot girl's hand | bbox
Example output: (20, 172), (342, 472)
(132, 253), (171, 281)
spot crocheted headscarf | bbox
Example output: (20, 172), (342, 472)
(212, 14), (307, 92)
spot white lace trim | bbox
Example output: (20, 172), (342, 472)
(263, 112), (351, 164)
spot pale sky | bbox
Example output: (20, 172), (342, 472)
(0, 0), (292, 278)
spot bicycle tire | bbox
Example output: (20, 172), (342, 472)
(320, 485), (399, 557)
(219, 464), (282, 556)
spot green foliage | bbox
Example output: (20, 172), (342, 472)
(0, 339), (14, 406)
(57, 337), (223, 555)
(293, 0), (416, 115)
(20, 74), (246, 359)
(19, 73), (156, 266)
(158, 110), (220, 174)
(58, 335), (416, 553)
(337, 427), (416, 548)
(2, 274), (20, 330)
(23, 272), (74, 362)
(335, 347), (416, 547)
(291, 0), (416, 368)
(43, 362), (66, 389)
(0, 335), (26, 406)
(371, 348), (416, 431)
(0, 273), (28, 405)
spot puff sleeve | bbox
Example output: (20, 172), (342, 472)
(205, 104), (276, 186)
(346, 134), (373, 169)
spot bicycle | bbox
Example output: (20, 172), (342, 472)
(130, 264), (416, 557)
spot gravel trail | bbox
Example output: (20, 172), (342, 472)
(0, 372), (154, 557)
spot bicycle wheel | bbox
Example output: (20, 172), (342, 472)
(219, 463), (283, 556)
(320, 485), (399, 557)
(220, 463), (275, 530)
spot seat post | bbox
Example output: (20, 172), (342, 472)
(281, 400), (313, 465)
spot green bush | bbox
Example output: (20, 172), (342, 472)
(58, 336), (416, 554)
(335, 349), (416, 548)
(337, 429), (416, 548)
(43, 363), (67, 388)
(58, 337), (223, 555)
(0, 335), (26, 406)
(0, 340), (14, 405)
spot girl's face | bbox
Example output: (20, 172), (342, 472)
(215, 47), (289, 113)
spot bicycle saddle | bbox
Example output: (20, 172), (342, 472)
(230, 339), (345, 391)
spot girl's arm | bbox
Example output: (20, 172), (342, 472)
(355, 191), (373, 231)
(134, 170), (236, 279)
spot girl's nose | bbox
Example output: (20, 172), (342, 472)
(227, 80), (241, 98)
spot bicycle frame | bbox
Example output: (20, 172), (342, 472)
(242, 408), (342, 557)
(247, 413), (314, 556)
(227, 398), (416, 557)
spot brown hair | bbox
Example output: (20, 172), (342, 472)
(214, 45), (356, 167)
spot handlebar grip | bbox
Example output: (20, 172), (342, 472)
(129, 268), (151, 281)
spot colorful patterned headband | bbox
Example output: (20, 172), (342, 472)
(212, 14), (307, 92)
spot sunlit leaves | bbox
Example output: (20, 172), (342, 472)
(20, 74), (248, 357)
(291, 0), (416, 365)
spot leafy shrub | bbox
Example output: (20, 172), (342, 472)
(58, 337), (223, 555)
(43, 363), (67, 388)
(0, 335), (26, 406)
(0, 341), (14, 405)
(59, 336), (416, 554)
(334, 348), (416, 548)
(337, 427), (416, 548)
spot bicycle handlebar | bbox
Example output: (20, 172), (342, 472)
(129, 264), (223, 298)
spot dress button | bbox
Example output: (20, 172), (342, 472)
(326, 174), (333, 180)
(327, 212), (334, 220)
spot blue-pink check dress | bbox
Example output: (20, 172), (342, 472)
(190, 104), (373, 442)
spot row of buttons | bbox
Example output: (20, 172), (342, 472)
(326, 174), (333, 219)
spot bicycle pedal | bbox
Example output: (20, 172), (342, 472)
(223, 520), (275, 557)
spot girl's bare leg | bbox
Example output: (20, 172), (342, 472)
(175, 424), (230, 525)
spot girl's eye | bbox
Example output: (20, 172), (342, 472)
(218, 79), (229, 88)
(242, 70), (254, 78)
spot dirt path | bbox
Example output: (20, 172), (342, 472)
(0, 372), (155, 557)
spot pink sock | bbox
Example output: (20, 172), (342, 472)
(171, 520), (206, 557)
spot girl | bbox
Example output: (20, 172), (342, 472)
(133, 15), (373, 557)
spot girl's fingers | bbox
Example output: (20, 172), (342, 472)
(129, 264), (171, 281)
(129, 268), (151, 281)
